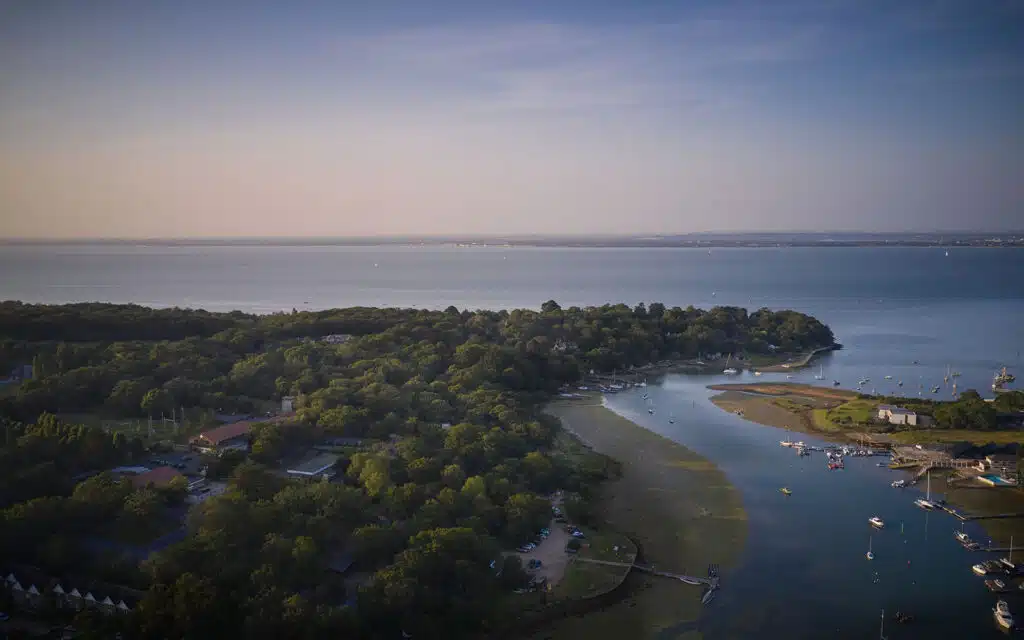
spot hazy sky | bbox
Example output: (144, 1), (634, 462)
(1, 0), (1022, 238)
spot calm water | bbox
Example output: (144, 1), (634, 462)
(3, 243), (1024, 637)
(609, 381), (1014, 639)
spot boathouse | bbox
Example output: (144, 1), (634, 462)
(878, 405), (918, 426)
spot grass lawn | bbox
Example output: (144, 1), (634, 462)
(554, 528), (636, 600)
(889, 430), (1024, 445)
(828, 399), (878, 423)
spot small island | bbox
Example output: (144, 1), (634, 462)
(0, 300), (834, 640)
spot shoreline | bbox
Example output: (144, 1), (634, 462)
(536, 394), (746, 639)
(705, 383), (1024, 545)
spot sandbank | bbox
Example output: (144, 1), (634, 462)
(534, 395), (746, 640)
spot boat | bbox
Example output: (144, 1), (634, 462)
(987, 578), (1008, 592)
(994, 601), (1015, 630)
(786, 374), (794, 379)
(797, 447), (810, 457)
(869, 516), (885, 529)
(914, 472), (937, 510)
(832, 380), (841, 386)
(891, 480), (906, 488)
(780, 440), (795, 447)
(884, 375), (893, 380)
(995, 367), (1015, 385)
(793, 441), (806, 448)
(722, 354), (739, 376)
(780, 487), (792, 496)
(866, 536), (874, 560)
(753, 371), (762, 377)
(814, 365), (824, 381)
(975, 563), (991, 576)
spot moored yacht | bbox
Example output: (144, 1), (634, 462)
(914, 498), (937, 510)
(987, 578), (1008, 592)
(869, 516), (885, 529)
(995, 600), (1015, 630)
(891, 480), (906, 488)
(955, 530), (970, 543)
(780, 440), (795, 447)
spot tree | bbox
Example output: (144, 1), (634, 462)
(140, 388), (173, 418)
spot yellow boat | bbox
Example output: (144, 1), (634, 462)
(780, 488), (792, 496)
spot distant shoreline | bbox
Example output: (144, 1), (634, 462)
(2, 235), (1023, 249)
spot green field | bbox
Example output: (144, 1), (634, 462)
(555, 529), (636, 600)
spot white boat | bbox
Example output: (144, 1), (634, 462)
(780, 440), (795, 447)
(974, 563), (991, 576)
(891, 480), (906, 488)
(814, 365), (824, 381)
(786, 374), (794, 379)
(884, 375), (893, 380)
(793, 441), (806, 448)
(988, 578), (1008, 592)
(753, 371), (762, 376)
(955, 530), (970, 543)
(995, 601), (1015, 629)
(723, 354), (740, 376)
(914, 472), (937, 510)
(869, 516), (885, 529)
(866, 536), (874, 560)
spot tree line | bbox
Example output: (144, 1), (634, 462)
(0, 301), (834, 639)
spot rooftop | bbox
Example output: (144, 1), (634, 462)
(130, 466), (183, 488)
(287, 453), (339, 476)
(194, 421), (252, 445)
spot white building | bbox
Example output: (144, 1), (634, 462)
(281, 396), (296, 413)
(878, 405), (918, 426)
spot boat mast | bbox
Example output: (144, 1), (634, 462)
(879, 609), (886, 640)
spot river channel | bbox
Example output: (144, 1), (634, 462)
(606, 372), (1017, 639)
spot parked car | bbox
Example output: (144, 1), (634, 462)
(0, 611), (9, 621)
(572, 531), (585, 539)
(517, 546), (531, 553)
(528, 559), (542, 569)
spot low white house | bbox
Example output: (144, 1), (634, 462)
(878, 404), (918, 426)
(281, 396), (296, 413)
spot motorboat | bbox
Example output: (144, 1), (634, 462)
(793, 441), (806, 448)
(914, 498), (936, 510)
(975, 563), (990, 576)
(891, 480), (906, 488)
(975, 561), (1004, 576)
(780, 440), (795, 447)
(753, 371), (762, 376)
(832, 380), (841, 386)
(884, 375), (893, 380)
(797, 447), (810, 457)
(869, 516), (885, 529)
(994, 601), (1015, 629)
(987, 579), (1008, 592)
(780, 488), (792, 496)
(955, 530), (970, 543)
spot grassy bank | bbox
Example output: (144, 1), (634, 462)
(535, 396), (746, 640)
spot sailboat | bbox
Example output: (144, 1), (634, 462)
(668, 413), (675, 424)
(723, 354), (739, 376)
(866, 535), (874, 560)
(914, 471), (937, 510)
(879, 609), (888, 639)
(814, 364), (825, 381)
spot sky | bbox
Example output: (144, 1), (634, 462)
(0, 0), (1021, 238)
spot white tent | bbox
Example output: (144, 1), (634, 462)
(101, 596), (114, 606)
(11, 581), (23, 591)
(69, 588), (82, 598)
(53, 584), (66, 595)
(84, 592), (97, 603)
(27, 584), (40, 595)
(116, 600), (130, 612)
(4, 573), (16, 584)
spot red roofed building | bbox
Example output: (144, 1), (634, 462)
(190, 421), (252, 454)
(130, 466), (183, 489)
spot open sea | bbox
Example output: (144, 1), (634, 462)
(3, 243), (1024, 638)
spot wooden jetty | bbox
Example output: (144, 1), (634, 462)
(574, 558), (721, 602)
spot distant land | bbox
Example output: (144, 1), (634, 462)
(3, 232), (1024, 248)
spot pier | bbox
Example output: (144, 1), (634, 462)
(932, 502), (1024, 522)
(574, 558), (721, 601)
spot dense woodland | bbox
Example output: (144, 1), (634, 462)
(0, 301), (835, 639)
